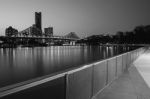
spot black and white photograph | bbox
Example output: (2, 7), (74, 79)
(0, 0), (150, 99)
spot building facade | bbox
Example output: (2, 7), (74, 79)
(19, 24), (42, 36)
(44, 27), (53, 37)
(5, 26), (18, 37)
(35, 12), (42, 31)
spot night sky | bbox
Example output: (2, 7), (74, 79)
(0, 0), (150, 37)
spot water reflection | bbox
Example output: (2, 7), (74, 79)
(0, 46), (133, 88)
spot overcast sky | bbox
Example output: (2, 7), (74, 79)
(0, 0), (150, 37)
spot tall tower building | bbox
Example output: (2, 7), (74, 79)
(35, 12), (42, 31)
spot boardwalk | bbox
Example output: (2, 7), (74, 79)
(96, 49), (150, 99)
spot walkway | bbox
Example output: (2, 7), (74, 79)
(96, 50), (150, 99)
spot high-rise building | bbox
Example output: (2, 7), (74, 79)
(5, 26), (18, 37)
(44, 27), (53, 36)
(35, 12), (42, 31)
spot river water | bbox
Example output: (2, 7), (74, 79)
(0, 46), (134, 88)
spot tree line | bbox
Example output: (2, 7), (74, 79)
(78, 25), (150, 45)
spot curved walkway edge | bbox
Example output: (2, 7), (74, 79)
(95, 51), (150, 99)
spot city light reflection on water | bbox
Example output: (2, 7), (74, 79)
(0, 46), (131, 88)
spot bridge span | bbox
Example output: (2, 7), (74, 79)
(0, 36), (79, 41)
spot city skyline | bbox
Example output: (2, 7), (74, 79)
(0, 0), (150, 37)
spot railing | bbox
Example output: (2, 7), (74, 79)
(0, 47), (146, 99)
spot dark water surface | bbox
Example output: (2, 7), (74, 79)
(0, 46), (134, 88)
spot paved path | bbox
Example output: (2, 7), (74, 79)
(134, 50), (150, 88)
(96, 50), (150, 99)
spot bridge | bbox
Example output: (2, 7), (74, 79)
(0, 33), (80, 46)
(0, 35), (79, 41)
(0, 30), (80, 41)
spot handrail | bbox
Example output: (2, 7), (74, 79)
(0, 72), (66, 97)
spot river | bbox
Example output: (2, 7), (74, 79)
(0, 46), (135, 88)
